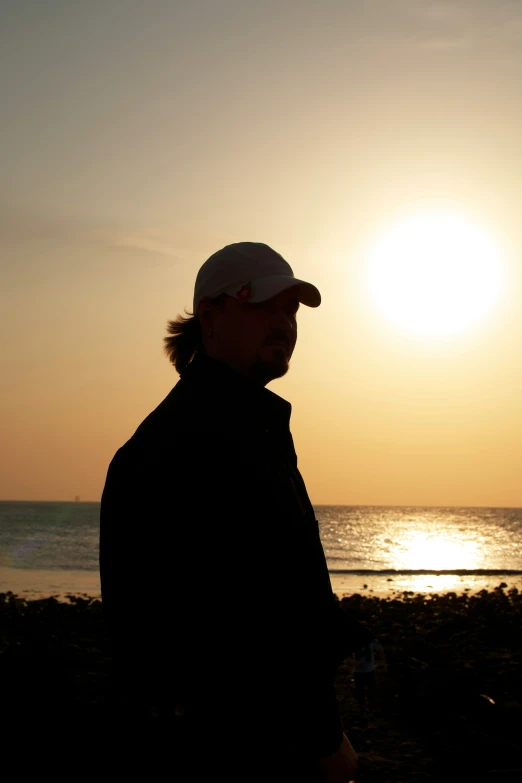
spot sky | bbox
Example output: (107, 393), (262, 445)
(1, 0), (522, 506)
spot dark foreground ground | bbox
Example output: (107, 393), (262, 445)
(1, 585), (521, 782)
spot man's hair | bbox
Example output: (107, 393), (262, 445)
(163, 293), (227, 375)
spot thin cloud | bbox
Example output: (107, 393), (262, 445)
(108, 232), (181, 258)
(415, 0), (522, 47)
(416, 34), (473, 51)
(0, 208), (186, 263)
(377, 0), (522, 51)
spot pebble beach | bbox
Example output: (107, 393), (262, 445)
(2, 583), (521, 781)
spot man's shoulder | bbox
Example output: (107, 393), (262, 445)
(112, 373), (267, 469)
(130, 379), (201, 441)
(104, 382), (193, 466)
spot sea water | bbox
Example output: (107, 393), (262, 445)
(1, 501), (521, 599)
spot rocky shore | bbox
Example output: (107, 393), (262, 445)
(1, 584), (521, 781)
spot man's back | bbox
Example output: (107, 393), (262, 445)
(100, 352), (372, 775)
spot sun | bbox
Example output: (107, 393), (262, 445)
(365, 213), (504, 336)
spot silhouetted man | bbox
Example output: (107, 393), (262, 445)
(100, 242), (373, 781)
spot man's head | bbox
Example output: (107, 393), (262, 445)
(163, 242), (321, 383)
(195, 242), (321, 386)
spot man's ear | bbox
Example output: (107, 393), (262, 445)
(197, 299), (212, 331)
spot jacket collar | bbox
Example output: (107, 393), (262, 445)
(180, 351), (292, 433)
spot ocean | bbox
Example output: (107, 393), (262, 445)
(1, 501), (521, 600)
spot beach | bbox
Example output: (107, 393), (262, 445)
(2, 583), (521, 781)
(3, 564), (522, 604)
(329, 570), (522, 601)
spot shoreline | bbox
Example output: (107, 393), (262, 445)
(329, 571), (522, 599)
(2, 564), (522, 602)
(0, 566), (102, 601)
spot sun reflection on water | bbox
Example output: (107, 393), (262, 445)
(393, 573), (472, 595)
(394, 531), (480, 571)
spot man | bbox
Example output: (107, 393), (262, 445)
(100, 242), (373, 781)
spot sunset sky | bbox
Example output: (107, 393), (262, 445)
(2, 0), (522, 506)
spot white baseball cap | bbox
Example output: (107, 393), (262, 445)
(193, 242), (321, 314)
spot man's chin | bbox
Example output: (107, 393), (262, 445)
(250, 354), (290, 385)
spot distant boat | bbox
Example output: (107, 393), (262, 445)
(74, 496), (80, 503)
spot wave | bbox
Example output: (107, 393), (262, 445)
(328, 568), (522, 576)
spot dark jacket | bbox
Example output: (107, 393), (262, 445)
(99, 351), (373, 764)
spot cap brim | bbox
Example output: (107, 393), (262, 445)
(224, 275), (321, 307)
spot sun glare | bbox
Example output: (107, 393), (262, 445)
(366, 213), (504, 336)
(397, 531), (480, 571)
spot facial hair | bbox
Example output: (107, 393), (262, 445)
(248, 346), (290, 386)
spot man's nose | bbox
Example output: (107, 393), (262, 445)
(273, 309), (295, 332)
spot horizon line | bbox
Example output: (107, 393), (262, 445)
(1, 498), (521, 510)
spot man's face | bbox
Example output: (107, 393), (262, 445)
(201, 287), (300, 386)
